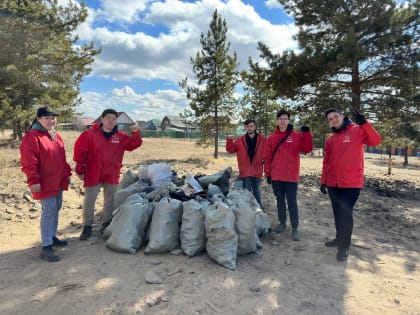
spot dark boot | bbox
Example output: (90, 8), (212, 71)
(275, 223), (286, 234)
(325, 239), (338, 248)
(337, 248), (349, 261)
(79, 225), (92, 240)
(52, 236), (68, 247)
(40, 245), (60, 262)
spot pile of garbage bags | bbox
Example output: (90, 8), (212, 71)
(103, 163), (271, 270)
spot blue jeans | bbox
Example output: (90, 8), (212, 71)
(40, 191), (63, 246)
(272, 181), (299, 229)
(242, 177), (262, 206)
(327, 187), (361, 250)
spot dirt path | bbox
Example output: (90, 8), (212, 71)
(0, 135), (419, 315)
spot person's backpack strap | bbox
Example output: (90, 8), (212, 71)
(271, 129), (292, 161)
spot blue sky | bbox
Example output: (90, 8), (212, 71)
(66, 0), (297, 121)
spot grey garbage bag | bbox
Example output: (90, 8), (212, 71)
(113, 180), (150, 210)
(105, 194), (153, 254)
(246, 191), (271, 236)
(227, 189), (257, 255)
(255, 209), (270, 236)
(197, 167), (232, 195)
(146, 182), (177, 201)
(117, 168), (139, 191)
(180, 199), (206, 256)
(145, 197), (183, 254)
(230, 178), (243, 190)
(205, 201), (238, 270)
(207, 183), (223, 199)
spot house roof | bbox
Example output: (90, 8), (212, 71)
(162, 115), (196, 129)
(93, 112), (135, 125)
(75, 116), (95, 126)
(138, 120), (157, 130)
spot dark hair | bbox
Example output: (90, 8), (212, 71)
(277, 110), (290, 119)
(101, 109), (118, 118)
(324, 108), (343, 118)
(244, 119), (256, 126)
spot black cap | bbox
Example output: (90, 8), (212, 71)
(36, 106), (58, 117)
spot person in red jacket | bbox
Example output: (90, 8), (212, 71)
(321, 108), (381, 261)
(265, 110), (313, 241)
(226, 119), (266, 206)
(20, 107), (72, 262)
(73, 108), (143, 240)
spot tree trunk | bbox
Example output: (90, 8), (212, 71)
(214, 105), (219, 159)
(403, 146), (408, 166)
(387, 145), (392, 175)
(351, 62), (361, 110)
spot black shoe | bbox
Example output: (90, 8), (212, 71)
(40, 245), (60, 262)
(325, 239), (338, 248)
(337, 248), (348, 261)
(292, 228), (300, 241)
(79, 225), (92, 240)
(275, 223), (286, 234)
(100, 220), (112, 235)
(52, 236), (68, 247)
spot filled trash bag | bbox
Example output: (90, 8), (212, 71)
(117, 168), (139, 191)
(205, 201), (238, 270)
(144, 197), (183, 254)
(105, 194), (153, 254)
(180, 199), (206, 256)
(196, 167), (232, 195)
(113, 180), (150, 210)
(227, 189), (257, 255)
(146, 182), (177, 202)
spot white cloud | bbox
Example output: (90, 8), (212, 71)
(101, 0), (149, 23)
(75, 0), (297, 121)
(265, 0), (283, 9)
(79, 87), (189, 121)
(77, 0), (297, 82)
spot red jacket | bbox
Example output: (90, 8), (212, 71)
(226, 133), (266, 178)
(321, 120), (381, 188)
(20, 129), (71, 200)
(73, 124), (142, 187)
(264, 127), (313, 182)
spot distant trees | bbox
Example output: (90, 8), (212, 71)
(258, 0), (419, 111)
(180, 9), (238, 158)
(0, 0), (100, 139)
(256, 0), (419, 160)
(240, 57), (280, 136)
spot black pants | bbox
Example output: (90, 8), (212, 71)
(272, 181), (299, 228)
(327, 187), (361, 250)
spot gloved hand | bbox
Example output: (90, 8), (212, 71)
(300, 126), (310, 132)
(320, 184), (327, 194)
(351, 110), (366, 125)
(267, 176), (272, 185)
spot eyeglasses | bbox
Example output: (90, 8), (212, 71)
(277, 118), (289, 121)
(327, 114), (342, 122)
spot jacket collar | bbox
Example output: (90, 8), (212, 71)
(332, 116), (352, 133)
(31, 121), (56, 140)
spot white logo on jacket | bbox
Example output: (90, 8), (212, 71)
(343, 136), (351, 143)
(286, 136), (293, 143)
(111, 135), (120, 144)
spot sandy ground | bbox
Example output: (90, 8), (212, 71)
(0, 132), (419, 315)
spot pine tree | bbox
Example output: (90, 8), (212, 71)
(0, 0), (100, 139)
(240, 57), (280, 136)
(258, 0), (419, 114)
(180, 10), (238, 158)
